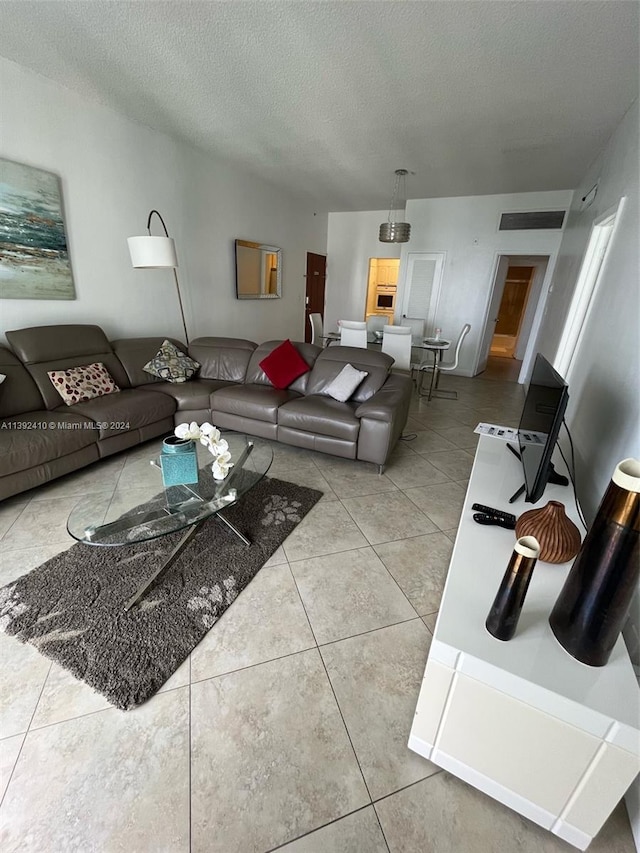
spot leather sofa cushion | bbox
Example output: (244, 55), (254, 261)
(188, 337), (257, 382)
(137, 379), (229, 409)
(0, 412), (97, 476)
(111, 337), (186, 387)
(306, 346), (393, 402)
(57, 388), (176, 438)
(245, 341), (322, 393)
(6, 325), (131, 410)
(211, 385), (300, 424)
(278, 395), (360, 441)
(7, 324), (114, 364)
(0, 347), (45, 418)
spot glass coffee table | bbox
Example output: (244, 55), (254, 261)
(67, 433), (273, 611)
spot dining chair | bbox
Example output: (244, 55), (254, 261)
(381, 325), (412, 372)
(401, 316), (429, 380)
(418, 323), (471, 399)
(339, 320), (368, 348)
(366, 315), (388, 335)
(309, 312), (324, 346)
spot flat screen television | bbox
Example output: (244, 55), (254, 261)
(517, 353), (569, 503)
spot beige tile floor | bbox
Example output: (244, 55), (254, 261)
(0, 368), (635, 852)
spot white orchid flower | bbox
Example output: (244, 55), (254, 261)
(209, 438), (229, 457)
(172, 421), (234, 480)
(211, 460), (232, 480)
(174, 421), (202, 440)
(199, 423), (221, 443)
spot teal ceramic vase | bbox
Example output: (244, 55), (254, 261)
(160, 436), (199, 487)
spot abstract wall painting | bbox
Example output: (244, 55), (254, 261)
(0, 158), (76, 300)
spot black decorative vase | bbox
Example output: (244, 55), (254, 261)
(486, 536), (540, 641)
(549, 458), (640, 667)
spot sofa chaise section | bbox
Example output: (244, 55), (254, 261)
(0, 347), (99, 501)
(6, 325), (176, 458)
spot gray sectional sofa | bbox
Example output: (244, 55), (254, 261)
(0, 324), (412, 501)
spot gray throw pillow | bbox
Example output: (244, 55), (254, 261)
(325, 363), (368, 402)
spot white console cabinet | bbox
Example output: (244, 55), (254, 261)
(409, 435), (640, 850)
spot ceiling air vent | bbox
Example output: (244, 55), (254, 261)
(499, 211), (566, 231)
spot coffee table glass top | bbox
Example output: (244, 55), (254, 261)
(67, 433), (273, 546)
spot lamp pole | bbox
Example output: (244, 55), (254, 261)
(146, 209), (189, 345)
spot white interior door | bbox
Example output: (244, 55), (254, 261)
(400, 252), (445, 334)
(476, 255), (510, 374)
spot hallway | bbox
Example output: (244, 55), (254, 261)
(478, 355), (523, 383)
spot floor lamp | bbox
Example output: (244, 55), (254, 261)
(127, 210), (189, 345)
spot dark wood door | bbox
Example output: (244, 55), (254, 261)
(304, 252), (327, 343)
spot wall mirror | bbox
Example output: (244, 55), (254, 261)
(235, 239), (282, 299)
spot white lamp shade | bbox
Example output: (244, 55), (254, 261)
(127, 235), (178, 268)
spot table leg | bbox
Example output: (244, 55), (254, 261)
(416, 350), (442, 400)
(428, 350), (439, 400)
(124, 521), (202, 611)
(123, 507), (252, 612)
(216, 510), (251, 545)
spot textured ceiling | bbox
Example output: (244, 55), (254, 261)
(0, 1), (637, 210)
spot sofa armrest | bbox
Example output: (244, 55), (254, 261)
(354, 374), (412, 468)
(354, 373), (412, 422)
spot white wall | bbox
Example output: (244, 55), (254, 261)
(535, 99), (639, 516)
(0, 58), (327, 346)
(533, 101), (640, 765)
(325, 210), (402, 332)
(397, 190), (573, 375)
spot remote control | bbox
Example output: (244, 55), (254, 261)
(473, 512), (516, 530)
(471, 503), (516, 524)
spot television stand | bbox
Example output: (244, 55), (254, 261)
(506, 442), (570, 503)
(408, 435), (640, 850)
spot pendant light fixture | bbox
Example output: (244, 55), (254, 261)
(379, 168), (411, 243)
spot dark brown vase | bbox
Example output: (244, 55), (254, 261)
(515, 501), (581, 563)
(486, 536), (540, 641)
(549, 458), (640, 667)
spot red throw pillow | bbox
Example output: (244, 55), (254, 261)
(259, 340), (310, 390)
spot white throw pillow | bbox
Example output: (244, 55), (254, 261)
(325, 363), (368, 402)
(0, 374), (5, 384)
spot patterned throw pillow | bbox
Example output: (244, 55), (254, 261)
(48, 362), (120, 406)
(143, 340), (200, 384)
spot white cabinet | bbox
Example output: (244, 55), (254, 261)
(409, 435), (640, 850)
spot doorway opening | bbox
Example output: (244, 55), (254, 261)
(489, 265), (536, 359)
(304, 252), (327, 343)
(364, 258), (400, 324)
(476, 254), (550, 378)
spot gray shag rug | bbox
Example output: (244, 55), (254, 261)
(0, 477), (321, 710)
